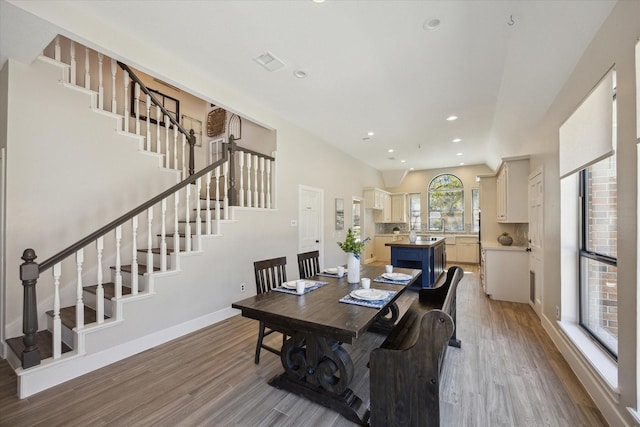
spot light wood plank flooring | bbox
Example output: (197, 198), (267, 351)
(0, 267), (607, 426)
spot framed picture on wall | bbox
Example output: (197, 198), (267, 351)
(335, 198), (344, 230)
(181, 114), (203, 147)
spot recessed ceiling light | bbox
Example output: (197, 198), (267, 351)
(446, 115), (458, 121)
(452, 138), (462, 143)
(293, 70), (307, 78)
(410, 167), (415, 171)
(367, 131), (375, 136)
(388, 149), (394, 153)
(456, 152), (463, 156)
(423, 17), (441, 31)
(459, 162), (465, 165)
(312, 0), (325, 3)
(400, 160), (406, 163)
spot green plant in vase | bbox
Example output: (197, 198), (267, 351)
(338, 228), (370, 283)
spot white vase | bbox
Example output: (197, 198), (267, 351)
(347, 253), (360, 284)
(409, 229), (417, 243)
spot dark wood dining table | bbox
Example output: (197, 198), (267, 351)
(232, 264), (421, 425)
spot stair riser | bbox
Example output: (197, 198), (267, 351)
(46, 316), (74, 350)
(177, 221), (212, 234)
(137, 251), (175, 269)
(83, 290), (115, 318)
(111, 269), (148, 290)
(161, 235), (188, 251)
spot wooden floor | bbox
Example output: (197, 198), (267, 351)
(0, 267), (607, 426)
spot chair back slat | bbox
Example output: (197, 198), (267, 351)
(254, 256), (287, 294)
(297, 251), (320, 279)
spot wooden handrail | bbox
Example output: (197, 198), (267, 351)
(38, 142), (229, 273)
(232, 143), (275, 162)
(117, 61), (190, 138)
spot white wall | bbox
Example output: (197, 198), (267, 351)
(523, 2), (639, 424)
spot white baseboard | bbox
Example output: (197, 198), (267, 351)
(541, 315), (631, 426)
(16, 307), (238, 399)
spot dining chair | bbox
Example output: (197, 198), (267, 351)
(297, 250), (320, 279)
(253, 256), (288, 364)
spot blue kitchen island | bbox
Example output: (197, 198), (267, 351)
(386, 237), (446, 288)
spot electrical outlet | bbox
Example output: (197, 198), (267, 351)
(240, 283), (246, 292)
(555, 305), (560, 320)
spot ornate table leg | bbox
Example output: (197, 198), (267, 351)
(367, 302), (399, 335)
(269, 332), (370, 425)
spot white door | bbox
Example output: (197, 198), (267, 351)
(298, 186), (323, 256)
(0, 149), (5, 358)
(528, 168), (544, 317)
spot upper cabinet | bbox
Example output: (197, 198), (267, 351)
(390, 193), (408, 223)
(496, 158), (529, 223)
(364, 188), (389, 210)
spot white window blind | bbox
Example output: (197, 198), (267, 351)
(559, 69), (615, 179)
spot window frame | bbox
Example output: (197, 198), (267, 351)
(427, 174), (464, 232)
(578, 166), (618, 360)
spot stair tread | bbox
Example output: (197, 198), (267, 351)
(7, 330), (72, 361)
(84, 282), (132, 299)
(137, 247), (177, 255)
(117, 264), (160, 273)
(46, 305), (109, 329)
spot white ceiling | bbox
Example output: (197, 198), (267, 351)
(1, 0), (617, 171)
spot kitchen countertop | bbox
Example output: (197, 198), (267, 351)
(376, 233), (479, 238)
(385, 236), (445, 247)
(481, 241), (528, 251)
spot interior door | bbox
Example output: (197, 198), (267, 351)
(298, 185), (323, 255)
(528, 168), (544, 317)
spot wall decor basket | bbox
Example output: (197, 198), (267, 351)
(207, 108), (226, 137)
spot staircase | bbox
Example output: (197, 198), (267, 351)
(3, 35), (276, 398)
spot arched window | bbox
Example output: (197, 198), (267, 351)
(428, 174), (464, 232)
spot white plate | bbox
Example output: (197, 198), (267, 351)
(382, 272), (412, 281)
(324, 268), (338, 274)
(282, 280), (315, 290)
(350, 289), (388, 301)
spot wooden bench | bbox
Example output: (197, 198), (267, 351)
(369, 266), (464, 426)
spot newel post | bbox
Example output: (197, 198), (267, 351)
(227, 135), (238, 206)
(188, 129), (196, 176)
(20, 249), (40, 368)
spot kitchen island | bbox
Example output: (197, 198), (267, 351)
(386, 237), (446, 288)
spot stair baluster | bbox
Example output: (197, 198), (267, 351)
(110, 59), (117, 113)
(131, 217), (139, 295)
(223, 161), (229, 220)
(266, 159), (272, 209)
(173, 125), (178, 170)
(156, 105), (161, 155)
(70, 41), (77, 85)
(259, 157), (265, 208)
(185, 183), (192, 252)
(253, 154), (259, 208)
(147, 208), (154, 273)
(164, 115), (170, 168)
(135, 83), (141, 137)
(246, 153), (252, 208)
(214, 168), (220, 234)
(84, 46), (90, 90)
(123, 71), (130, 133)
(160, 199), (167, 272)
(95, 237), (105, 324)
(181, 133), (187, 178)
(75, 249), (85, 330)
(195, 178), (202, 239)
(145, 93), (151, 151)
(174, 190), (180, 257)
(115, 226), (123, 299)
(52, 263), (62, 359)
(238, 151), (244, 207)
(206, 171), (212, 235)
(97, 53), (104, 110)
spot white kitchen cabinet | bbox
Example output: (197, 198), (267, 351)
(445, 244), (457, 262)
(373, 235), (398, 262)
(496, 159), (529, 223)
(390, 193), (407, 223)
(482, 243), (529, 303)
(377, 192), (392, 222)
(457, 237), (479, 264)
(364, 188), (389, 210)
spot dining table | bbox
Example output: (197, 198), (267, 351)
(231, 264), (421, 425)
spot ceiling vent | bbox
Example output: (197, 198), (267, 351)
(254, 51), (285, 72)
